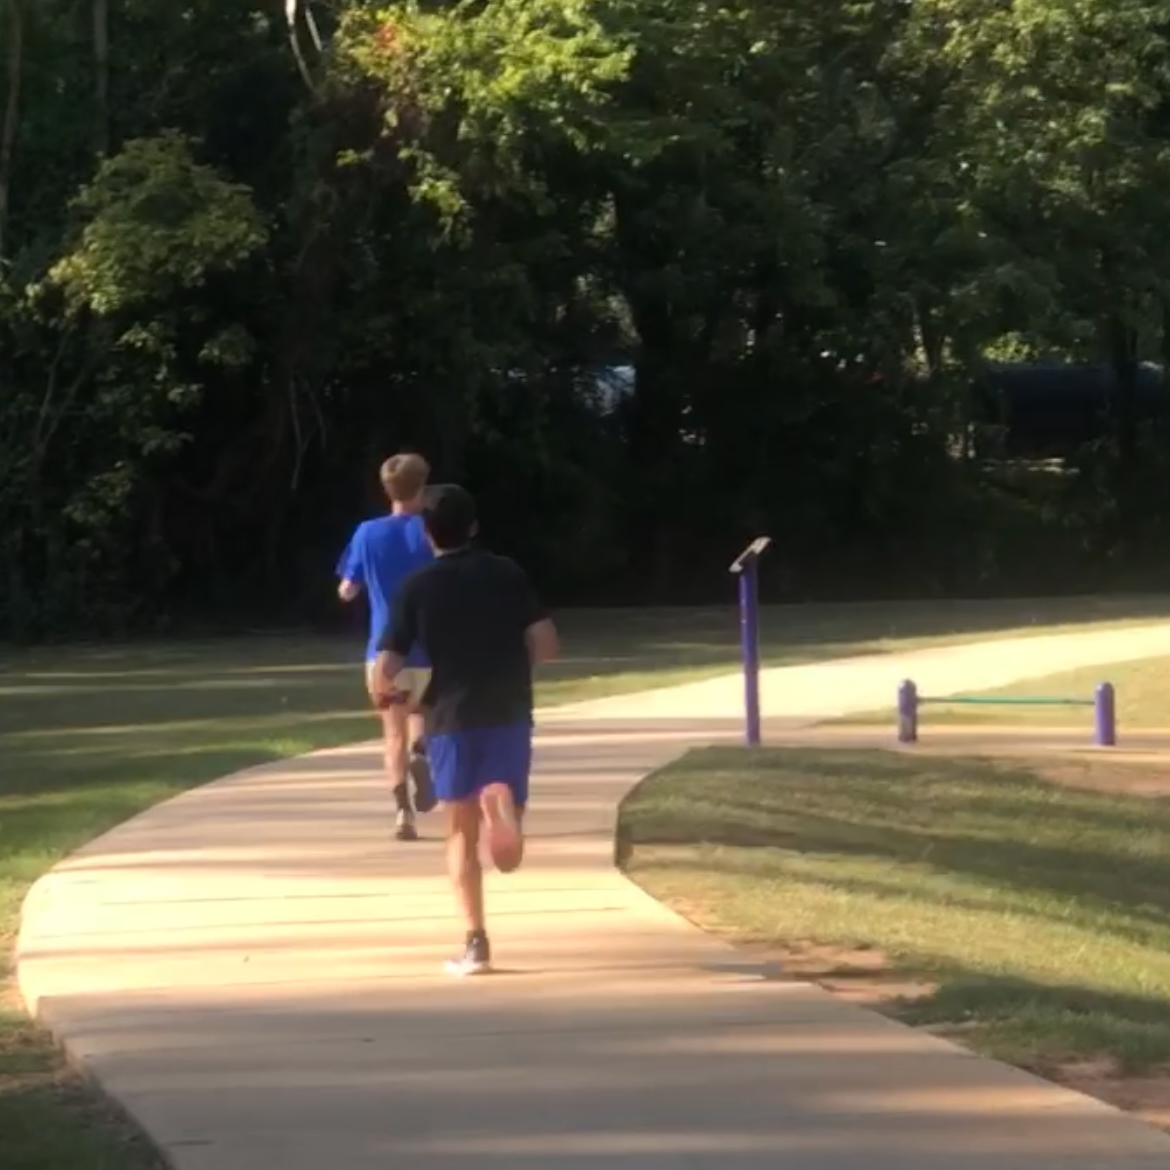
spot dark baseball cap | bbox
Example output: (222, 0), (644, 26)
(422, 483), (477, 550)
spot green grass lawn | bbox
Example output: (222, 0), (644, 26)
(6, 594), (1170, 1167)
(621, 746), (1170, 1082)
(828, 648), (1170, 732)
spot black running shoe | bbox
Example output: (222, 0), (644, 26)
(445, 932), (491, 977)
(394, 810), (419, 842)
(409, 748), (437, 814)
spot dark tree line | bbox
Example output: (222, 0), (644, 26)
(5, 0), (1170, 639)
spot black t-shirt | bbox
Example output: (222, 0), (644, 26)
(380, 548), (547, 734)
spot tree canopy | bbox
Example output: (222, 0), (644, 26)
(3, 0), (1170, 637)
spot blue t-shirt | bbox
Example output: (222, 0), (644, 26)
(336, 514), (433, 663)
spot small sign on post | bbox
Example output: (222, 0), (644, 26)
(729, 537), (772, 747)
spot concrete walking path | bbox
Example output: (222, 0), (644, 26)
(18, 625), (1170, 1168)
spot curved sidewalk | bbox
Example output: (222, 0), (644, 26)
(19, 625), (1170, 1169)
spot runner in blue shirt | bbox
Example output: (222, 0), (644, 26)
(337, 452), (436, 840)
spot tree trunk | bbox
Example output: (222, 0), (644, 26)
(1103, 310), (1140, 544)
(914, 298), (945, 377)
(0, 0), (23, 262)
(1159, 298), (1170, 384)
(1105, 311), (1138, 463)
(284, 0), (317, 91)
(93, 0), (110, 155)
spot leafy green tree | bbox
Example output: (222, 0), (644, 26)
(0, 133), (265, 633)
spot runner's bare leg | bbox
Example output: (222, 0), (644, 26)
(446, 798), (485, 933)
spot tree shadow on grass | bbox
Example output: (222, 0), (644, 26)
(622, 746), (1170, 1072)
(0, 1071), (165, 1170)
(640, 854), (1170, 958)
(893, 973), (1170, 1073)
(0, 716), (371, 801)
(622, 747), (1170, 931)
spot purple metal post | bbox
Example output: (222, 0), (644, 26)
(897, 679), (919, 744)
(739, 562), (762, 747)
(729, 537), (771, 746)
(1094, 682), (1116, 747)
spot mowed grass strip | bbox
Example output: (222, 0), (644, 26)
(829, 650), (1170, 732)
(620, 746), (1170, 1077)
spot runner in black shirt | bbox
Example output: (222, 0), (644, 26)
(371, 484), (559, 975)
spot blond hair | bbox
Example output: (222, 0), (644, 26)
(379, 452), (430, 502)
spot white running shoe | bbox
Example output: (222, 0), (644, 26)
(445, 934), (492, 976)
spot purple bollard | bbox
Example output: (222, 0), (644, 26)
(739, 567), (761, 747)
(729, 537), (772, 748)
(897, 679), (919, 744)
(1094, 682), (1116, 747)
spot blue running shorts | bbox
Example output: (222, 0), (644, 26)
(426, 722), (532, 808)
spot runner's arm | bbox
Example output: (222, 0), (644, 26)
(336, 527), (365, 602)
(512, 563), (558, 665)
(526, 617), (559, 666)
(369, 649), (406, 705)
